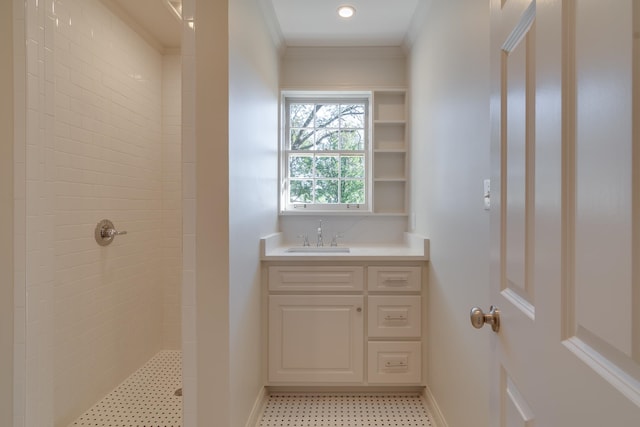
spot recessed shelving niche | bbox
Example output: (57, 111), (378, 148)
(372, 90), (408, 215)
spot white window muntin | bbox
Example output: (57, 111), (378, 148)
(282, 93), (372, 213)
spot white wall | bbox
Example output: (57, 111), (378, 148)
(408, 1), (491, 426)
(281, 46), (407, 90)
(1, 1), (14, 425)
(228, 0), (280, 424)
(16, 0), (183, 424)
(182, 0), (279, 424)
(182, 0), (230, 425)
(280, 46), (409, 244)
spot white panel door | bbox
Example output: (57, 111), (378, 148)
(489, 0), (640, 425)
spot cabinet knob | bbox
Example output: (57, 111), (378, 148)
(356, 307), (362, 312)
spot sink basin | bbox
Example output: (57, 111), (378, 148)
(286, 247), (351, 253)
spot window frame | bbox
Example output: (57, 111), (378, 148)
(280, 91), (373, 214)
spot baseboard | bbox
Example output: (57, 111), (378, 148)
(422, 385), (448, 427)
(245, 386), (268, 427)
(267, 385), (425, 394)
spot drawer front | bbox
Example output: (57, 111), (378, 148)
(367, 266), (421, 292)
(368, 296), (421, 338)
(269, 266), (364, 292)
(367, 341), (422, 384)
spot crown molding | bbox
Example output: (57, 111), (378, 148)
(256, 0), (286, 56)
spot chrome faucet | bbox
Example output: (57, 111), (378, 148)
(316, 220), (324, 247)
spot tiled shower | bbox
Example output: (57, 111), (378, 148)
(13, 0), (182, 425)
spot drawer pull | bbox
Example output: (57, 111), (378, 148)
(384, 315), (407, 321)
(383, 278), (409, 286)
(385, 361), (408, 369)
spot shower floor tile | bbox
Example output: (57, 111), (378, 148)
(258, 393), (434, 427)
(69, 350), (182, 427)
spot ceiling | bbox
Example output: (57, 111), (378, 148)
(269, 0), (421, 47)
(105, 0), (422, 50)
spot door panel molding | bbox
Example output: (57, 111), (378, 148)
(563, 334), (640, 407)
(561, 0), (640, 407)
(633, 0), (640, 368)
(502, 367), (534, 427)
(501, 288), (535, 320)
(500, 0), (536, 312)
(501, 1), (536, 53)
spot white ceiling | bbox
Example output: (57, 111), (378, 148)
(105, 0), (422, 50)
(268, 0), (421, 47)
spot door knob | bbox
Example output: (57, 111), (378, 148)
(470, 305), (500, 332)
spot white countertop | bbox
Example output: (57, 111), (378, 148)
(260, 232), (429, 261)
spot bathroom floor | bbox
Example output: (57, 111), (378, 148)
(67, 351), (433, 427)
(258, 393), (434, 427)
(68, 350), (182, 427)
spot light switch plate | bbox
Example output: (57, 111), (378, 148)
(484, 179), (491, 210)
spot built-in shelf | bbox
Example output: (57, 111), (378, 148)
(372, 90), (408, 215)
(374, 148), (406, 153)
(373, 91), (406, 122)
(374, 120), (406, 125)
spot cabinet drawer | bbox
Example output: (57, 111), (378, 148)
(269, 266), (364, 292)
(367, 341), (421, 384)
(367, 266), (421, 292)
(368, 296), (421, 338)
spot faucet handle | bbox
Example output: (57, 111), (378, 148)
(331, 233), (343, 247)
(297, 234), (310, 247)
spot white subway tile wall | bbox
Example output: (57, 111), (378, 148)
(13, 0), (27, 425)
(16, 0), (182, 425)
(162, 54), (182, 350)
(180, 0), (197, 422)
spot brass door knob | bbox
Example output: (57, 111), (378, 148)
(470, 305), (500, 332)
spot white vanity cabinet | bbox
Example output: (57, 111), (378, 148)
(265, 262), (425, 386)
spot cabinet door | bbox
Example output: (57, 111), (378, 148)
(269, 295), (364, 383)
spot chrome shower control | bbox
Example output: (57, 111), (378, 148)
(95, 219), (127, 246)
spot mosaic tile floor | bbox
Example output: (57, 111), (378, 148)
(258, 394), (434, 427)
(68, 350), (182, 427)
(67, 352), (433, 427)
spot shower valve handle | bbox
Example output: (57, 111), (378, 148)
(95, 219), (127, 246)
(103, 227), (127, 238)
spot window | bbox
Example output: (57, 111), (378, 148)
(281, 93), (371, 213)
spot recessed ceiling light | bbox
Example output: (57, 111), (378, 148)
(337, 5), (356, 19)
